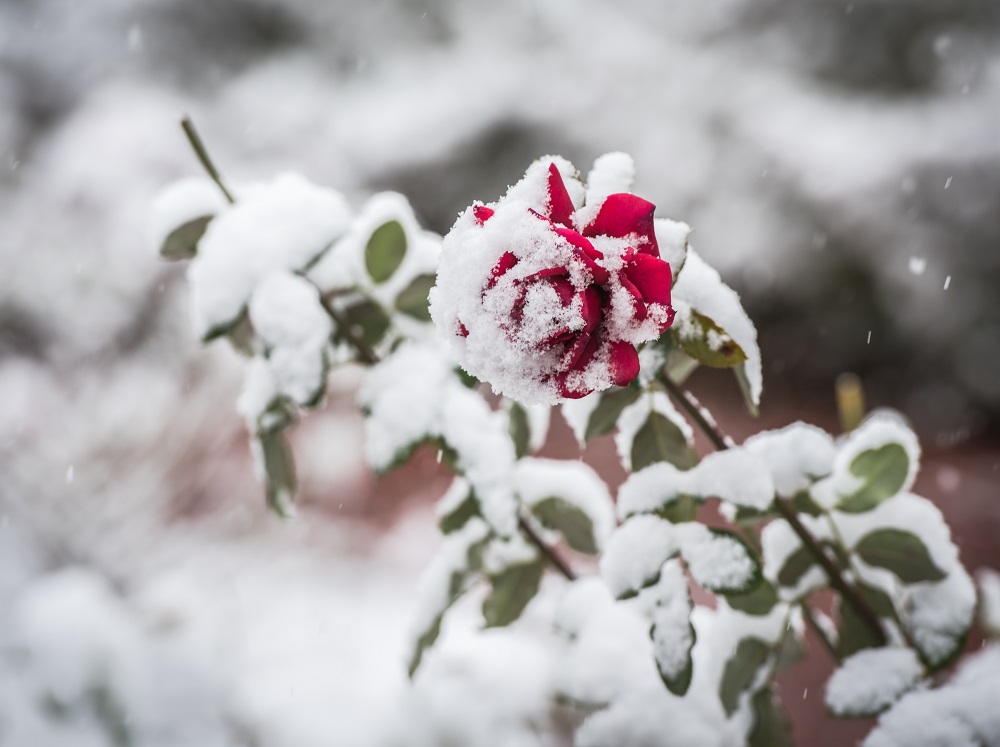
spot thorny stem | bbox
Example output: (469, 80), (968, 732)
(180, 116), (236, 204)
(658, 371), (888, 647)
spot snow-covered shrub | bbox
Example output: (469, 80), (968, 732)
(150, 122), (990, 746)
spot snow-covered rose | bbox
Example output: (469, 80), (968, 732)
(430, 155), (675, 404)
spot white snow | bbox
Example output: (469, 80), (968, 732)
(585, 151), (635, 205)
(825, 648), (923, 717)
(188, 173), (351, 339)
(671, 248), (762, 406)
(561, 394), (603, 446)
(653, 219), (691, 284)
(743, 422), (836, 497)
(513, 457), (616, 551)
(617, 447), (775, 518)
(978, 568), (1000, 638)
(647, 560), (695, 681)
(600, 515), (678, 599)
(148, 176), (226, 252)
(614, 391), (694, 472)
(676, 523), (757, 593)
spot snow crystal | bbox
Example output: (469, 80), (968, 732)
(676, 523), (756, 593)
(600, 515), (678, 599)
(617, 447), (775, 518)
(810, 410), (921, 510)
(743, 422), (836, 497)
(614, 391), (693, 472)
(513, 458), (615, 551)
(648, 560), (694, 679)
(148, 176), (226, 251)
(247, 272), (331, 406)
(188, 173), (351, 339)
(671, 248), (762, 406)
(825, 648), (923, 717)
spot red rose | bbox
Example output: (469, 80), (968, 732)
(430, 155), (675, 404)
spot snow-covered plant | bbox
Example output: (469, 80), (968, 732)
(151, 118), (989, 746)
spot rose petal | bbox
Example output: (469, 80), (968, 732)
(488, 251), (519, 289)
(473, 205), (495, 225)
(565, 330), (602, 372)
(547, 163), (576, 227)
(580, 286), (602, 334)
(618, 271), (648, 321)
(520, 266), (569, 283)
(623, 253), (672, 305)
(553, 226), (611, 286)
(540, 327), (576, 346)
(583, 193), (658, 254)
(547, 275), (576, 306)
(457, 321), (470, 337)
(608, 341), (640, 386)
(558, 376), (593, 400)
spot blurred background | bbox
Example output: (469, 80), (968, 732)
(0, 0), (997, 745)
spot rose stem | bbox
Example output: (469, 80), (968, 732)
(180, 115), (236, 204)
(657, 372), (886, 646)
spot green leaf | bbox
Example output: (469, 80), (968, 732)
(792, 490), (824, 516)
(775, 627), (806, 671)
(838, 444), (910, 513)
(160, 215), (212, 260)
(674, 310), (748, 368)
(663, 347), (700, 385)
(395, 273), (436, 321)
(340, 298), (391, 349)
(855, 529), (946, 584)
(530, 496), (598, 555)
(719, 637), (771, 716)
(508, 402), (531, 459)
(439, 490), (480, 535)
(365, 220), (407, 283)
(482, 559), (545, 628)
(734, 363), (760, 417)
(749, 687), (794, 747)
(725, 580), (780, 616)
(259, 429), (297, 518)
(584, 385), (640, 442)
(836, 582), (896, 658)
(657, 494), (698, 524)
(631, 411), (698, 472)
(776, 545), (817, 589)
(652, 622), (696, 696)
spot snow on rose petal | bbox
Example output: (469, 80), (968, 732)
(429, 155), (679, 405)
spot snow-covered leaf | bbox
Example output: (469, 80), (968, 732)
(719, 637), (771, 716)
(530, 497), (599, 555)
(600, 515), (677, 600)
(673, 309), (748, 369)
(395, 273), (435, 321)
(364, 219), (407, 283)
(160, 215), (212, 261)
(257, 428), (296, 518)
(647, 561), (696, 695)
(339, 296), (391, 350)
(838, 444), (911, 513)
(482, 558), (545, 628)
(825, 648), (923, 718)
(677, 524), (760, 594)
(585, 385), (640, 442)
(630, 411), (698, 473)
(855, 529), (946, 584)
(508, 401), (531, 459)
(437, 480), (481, 535)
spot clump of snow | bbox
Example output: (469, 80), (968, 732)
(647, 560), (694, 681)
(561, 394), (603, 446)
(978, 568), (1000, 638)
(903, 569), (976, 667)
(359, 339), (517, 536)
(743, 422), (836, 497)
(585, 152), (635, 205)
(187, 173), (351, 339)
(513, 457), (615, 551)
(148, 176), (226, 251)
(864, 645), (1000, 747)
(825, 648), (923, 717)
(671, 248), (762, 405)
(482, 532), (538, 576)
(618, 447), (775, 518)
(811, 410), (920, 510)
(761, 512), (832, 597)
(654, 219), (691, 283)
(676, 523), (757, 592)
(247, 272), (332, 406)
(614, 391), (693, 472)
(600, 515), (678, 599)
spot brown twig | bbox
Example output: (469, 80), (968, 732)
(658, 371), (887, 646)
